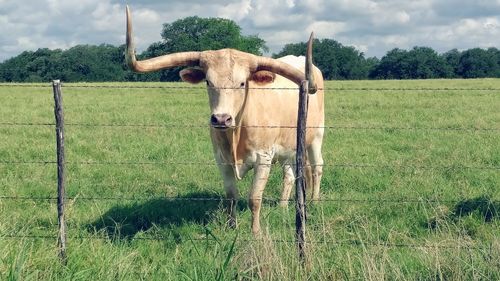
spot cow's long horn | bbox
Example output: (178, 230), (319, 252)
(306, 32), (317, 94)
(126, 5), (200, 72)
(254, 33), (317, 91)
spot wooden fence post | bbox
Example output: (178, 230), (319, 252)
(52, 80), (67, 263)
(295, 80), (309, 263)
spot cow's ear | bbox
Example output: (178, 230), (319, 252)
(251, 70), (275, 85)
(180, 67), (206, 84)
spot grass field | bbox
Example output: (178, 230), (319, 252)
(0, 79), (499, 280)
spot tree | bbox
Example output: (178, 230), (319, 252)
(273, 39), (372, 80)
(370, 47), (452, 79)
(441, 49), (461, 78)
(369, 48), (406, 79)
(142, 16), (268, 81)
(0, 45), (127, 82)
(0, 50), (40, 82)
(408, 47), (453, 78)
(457, 48), (500, 78)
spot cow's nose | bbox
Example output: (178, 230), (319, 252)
(210, 113), (233, 128)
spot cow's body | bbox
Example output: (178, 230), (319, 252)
(205, 53), (325, 233)
(125, 6), (324, 233)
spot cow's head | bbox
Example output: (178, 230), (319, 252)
(125, 6), (314, 130)
(178, 52), (279, 129)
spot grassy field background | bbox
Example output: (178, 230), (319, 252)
(0, 79), (499, 280)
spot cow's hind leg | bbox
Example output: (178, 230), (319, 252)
(307, 131), (324, 201)
(219, 164), (239, 228)
(304, 156), (313, 197)
(280, 164), (294, 207)
(249, 151), (273, 234)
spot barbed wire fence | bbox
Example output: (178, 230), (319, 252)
(0, 81), (499, 262)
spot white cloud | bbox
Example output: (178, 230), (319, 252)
(434, 17), (500, 50)
(484, 18), (499, 29)
(382, 35), (410, 47)
(92, 3), (123, 31)
(285, 0), (295, 8)
(16, 37), (36, 50)
(47, 0), (100, 15)
(396, 11), (411, 24)
(455, 19), (482, 36)
(307, 21), (346, 38)
(218, 0), (252, 21)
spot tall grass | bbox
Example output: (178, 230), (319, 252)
(0, 79), (499, 280)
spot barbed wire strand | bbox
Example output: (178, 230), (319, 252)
(1, 122), (499, 132)
(0, 195), (492, 205)
(1, 83), (500, 92)
(0, 233), (494, 251)
(0, 160), (498, 170)
(0, 84), (52, 88)
(59, 85), (500, 92)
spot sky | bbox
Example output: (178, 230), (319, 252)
(1, 0), (499, 62)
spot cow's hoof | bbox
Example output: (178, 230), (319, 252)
(279, 200), (289, 208)
(227, 218), (237, 229)
(251, 225), (261, 235)
(310, 197), (320, 204)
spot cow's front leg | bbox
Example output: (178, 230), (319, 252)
(218, 164), (239, 228)
(249, 151), (273, 234)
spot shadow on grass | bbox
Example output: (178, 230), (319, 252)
(427, 196), (499, 230)
(87, 191), (247, 240)
(452, 196), (499, 222)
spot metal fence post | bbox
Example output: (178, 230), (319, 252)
(295, 80), (309, 263)
(52, 80), (67, 263)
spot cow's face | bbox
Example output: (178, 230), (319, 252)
(180, 50), (275, 130)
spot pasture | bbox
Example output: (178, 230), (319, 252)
(0, 79), (499, 280)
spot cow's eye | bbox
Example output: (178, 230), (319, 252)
(240, 82), (245, 88)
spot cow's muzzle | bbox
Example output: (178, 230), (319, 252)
(210, 113), (233, 129)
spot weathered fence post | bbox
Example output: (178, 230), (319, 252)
(295, 80), (309, 263)
(295, 32), (316, 265)
(52, 80), (67, 263)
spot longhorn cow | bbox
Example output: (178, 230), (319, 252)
(125, 6), (324, 234)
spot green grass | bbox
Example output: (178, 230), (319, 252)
(0, 79), (499, 280)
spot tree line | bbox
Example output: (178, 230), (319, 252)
(1, 16), (499, 82)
